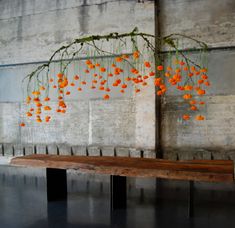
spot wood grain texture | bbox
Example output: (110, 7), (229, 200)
(10, 155), (234, 183)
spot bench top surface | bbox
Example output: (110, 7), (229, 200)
(10, 154), (234, 183)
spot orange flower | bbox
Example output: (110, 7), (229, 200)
(81, 81), (86, 85)
(115, 57), (123, 62)
(154, 78), (162, 87)
(86, 60), (92, 65)
(133, 51), (140, 59)
(74, 75), (79, 80)
(44, 106), (52, 111)
(84, 69), (89, 73)
(144, 61), (151, 68)
(77, 87), (82, 91)
(199, 101), (205, 105)
(66, 91), (71, 95)
(190, 105), (197, 111)
(184, 85), (193, 91)
(201, 74), (208, 80)
(26, 112), (32, 117)
(189, 100), (197, 105)
(197, 89), (206, 96)
(57, 73), (63, 79)
(103, 94), (110, 100)
(121, 84), (127, 89)
(49, 78), (54, 83)
(200, 68), (207, 73)
(88, 64), (95, 69)
(120, 89), (125, 93)
(135, 89), (140, 93)
(70, 82), (75, 86)
(143, 75), (149, 79)
(95, 63), (100, 67)
(164, 72), (171, 77)
(106, 88), (111, 92)
(40, 86), (45, 91)
(44, 97), (50, 101)
(183, 114), (190, 120)
(195, 115), (205, 121)
(157, 65), (163, 71)
(108, 73), (113, 77)
(149, 71), (155, 77)
(157, 90), (163, 96)
(20, 122), (25, 127)
(204, 81), (210, 86)
(198, 79), (204, 84)
(166, 66), (172, 71)
(100, 67), (106, 72)
(183, 94), (192, 100)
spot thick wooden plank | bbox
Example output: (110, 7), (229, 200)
(10, 155), (234, 183)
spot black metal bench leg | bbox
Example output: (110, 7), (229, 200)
(46, 168), (67, 201)
(110, 175), (127, 210)
(188, 180), (194, 218)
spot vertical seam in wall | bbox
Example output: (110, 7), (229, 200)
(88, 101), (92, 146)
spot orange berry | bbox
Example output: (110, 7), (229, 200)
(199, 101), (205, 105)
(198, 79), (204, 84)
(66, 91), (71, 95)
(77, 87), (82, 91)
(49, 78), (54, 83)
(121, 84), (127, 89)
(53, 85), (57, 89)
(70, 82), (75, 86)
(105, 88), (111, 92)
(81, 81), (87, 85)
(135, 89), (140, 93)
(95, 63), (100, 67)
(108, 73), (113, 77)
(84, 69), (89, 73)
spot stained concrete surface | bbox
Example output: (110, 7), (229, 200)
(0, 166), (235, 228)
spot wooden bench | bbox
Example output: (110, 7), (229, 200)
(10, 154), (234, 217)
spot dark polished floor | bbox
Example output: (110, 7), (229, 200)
(0, 169), (235, 228)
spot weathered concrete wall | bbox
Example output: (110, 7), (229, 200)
(160, 0), (235, 155)
(0, 0), (155, 149)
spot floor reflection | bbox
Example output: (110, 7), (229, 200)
(0, 169), (235, 228)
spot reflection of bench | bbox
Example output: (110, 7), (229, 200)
(10, 154), (234, 217)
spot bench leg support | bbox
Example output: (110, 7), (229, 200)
(110, 175), (127, 210)
(188, 180), (194, 218)
(46, 168), (67, 201)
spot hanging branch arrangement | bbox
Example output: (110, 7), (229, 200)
(20, 27), (210, 127)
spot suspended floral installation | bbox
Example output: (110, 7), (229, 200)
(20, 28), (210, 127)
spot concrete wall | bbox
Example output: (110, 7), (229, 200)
(160, 0), (235, 156)
(0, 0), (235, 159)
(0, 0), (155, 149)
